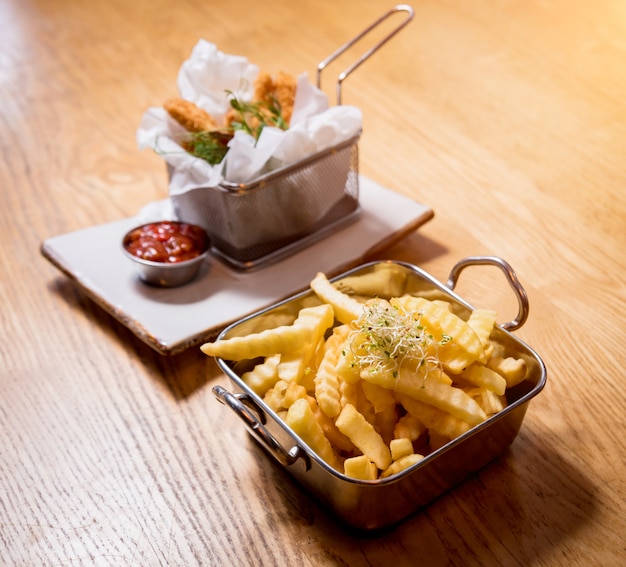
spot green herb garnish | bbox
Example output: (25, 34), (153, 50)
(172, 90), (289, 165)
(349, 299), (450, 380)
(184, 130), (231, 165)
(226, 90), (288, 138)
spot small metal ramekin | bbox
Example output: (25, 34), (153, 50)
(122, 222), (210, 287)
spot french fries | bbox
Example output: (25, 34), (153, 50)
(200, 304), (333, 360)
(314, 325), (350, 418)
(310, 271), (363, 325)
(335, 403), (392, 471)
(201, 272), (528, 481)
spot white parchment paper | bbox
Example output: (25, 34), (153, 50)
(137, 40), (362, 193)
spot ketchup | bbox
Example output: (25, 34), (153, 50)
(124, 221), (209, 263)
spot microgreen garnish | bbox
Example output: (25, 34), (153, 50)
(184, 131), (231, 165)
(172, 91), (289, 165)
(348, 299), (451, 380)
(226, 90), (288, 138)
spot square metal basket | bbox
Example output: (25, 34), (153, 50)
(171, 133), (361, 270)
(170, 5), (415, 270)
(211, 258), (547, 531)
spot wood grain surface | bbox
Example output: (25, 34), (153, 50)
(1, 0), (625, 565)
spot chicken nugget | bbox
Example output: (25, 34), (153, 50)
(164, 97), (217, 133)
(253, 71), (275, 105)
(273, 71), (297, 125)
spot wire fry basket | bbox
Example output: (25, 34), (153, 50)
(171, 5), (414, 271)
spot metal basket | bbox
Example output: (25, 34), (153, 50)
(171, 5), (414, 270)
(171, 133), (361, 269)
(211, 258), (547, 530)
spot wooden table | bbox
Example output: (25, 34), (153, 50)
(2, 0), (624, 565)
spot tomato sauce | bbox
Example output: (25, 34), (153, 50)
(123, 221), (209, 263)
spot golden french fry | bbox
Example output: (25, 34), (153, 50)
(277, 336), (322, 384)
(380, 453), (423, 478)
(467, 308), (498, 359)
(335, 403), (392, 471)
(334, 263), (408, 299)
(487, 356), (528, 387)
(361, 380), (396, 413)
(398, 394), (473, 440)
(467, 308), (498, 347)
(460, 363), (507, 396)
(374, 404), (398, 446)
(464, 387), (507, 415)
(339, 378), (359, 412)
(263, 380), (289, 413)
(201, 304), (333, 360)
(310, 272), (364, 325)
(263, 379), (311, 413)
(362, 367), (487, 426)
(278, 308), (335, 385)
(314, 406), (357, 454)
(282, 381), (311, 408)
(343, 455), (378, 480)
(286, 398), (338, 469)
(393, 413), (427, 441)
(314, 325), (350, 418)
(241, 353), (281, 396)
(335, 330), (367, 385)
(390, 438), (414, 461)
(338, 376), (376, 426)
(355, 381), (377, 427)
(432, 299), (453, 311)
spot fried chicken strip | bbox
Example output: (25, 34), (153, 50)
(164, 97), (218, 133)
(273, 71), (297, 125)
(253, 71), (275, 105)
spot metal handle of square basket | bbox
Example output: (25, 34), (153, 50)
(316, 4), (415, 105)
(446, 256), (530, 331)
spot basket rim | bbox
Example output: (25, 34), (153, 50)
(220, 131), (361, 193)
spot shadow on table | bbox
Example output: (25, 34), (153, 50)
(46, 276), (218, 400)
(371, 228), (448, 266)
(259, 426), (598, 567)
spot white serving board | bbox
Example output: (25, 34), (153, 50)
(41, 177), (433, 355)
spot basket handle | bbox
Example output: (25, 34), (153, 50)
(316, 4), (415, 105)
(212, 385), (310, 469)
(445, 256), (530, 331)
